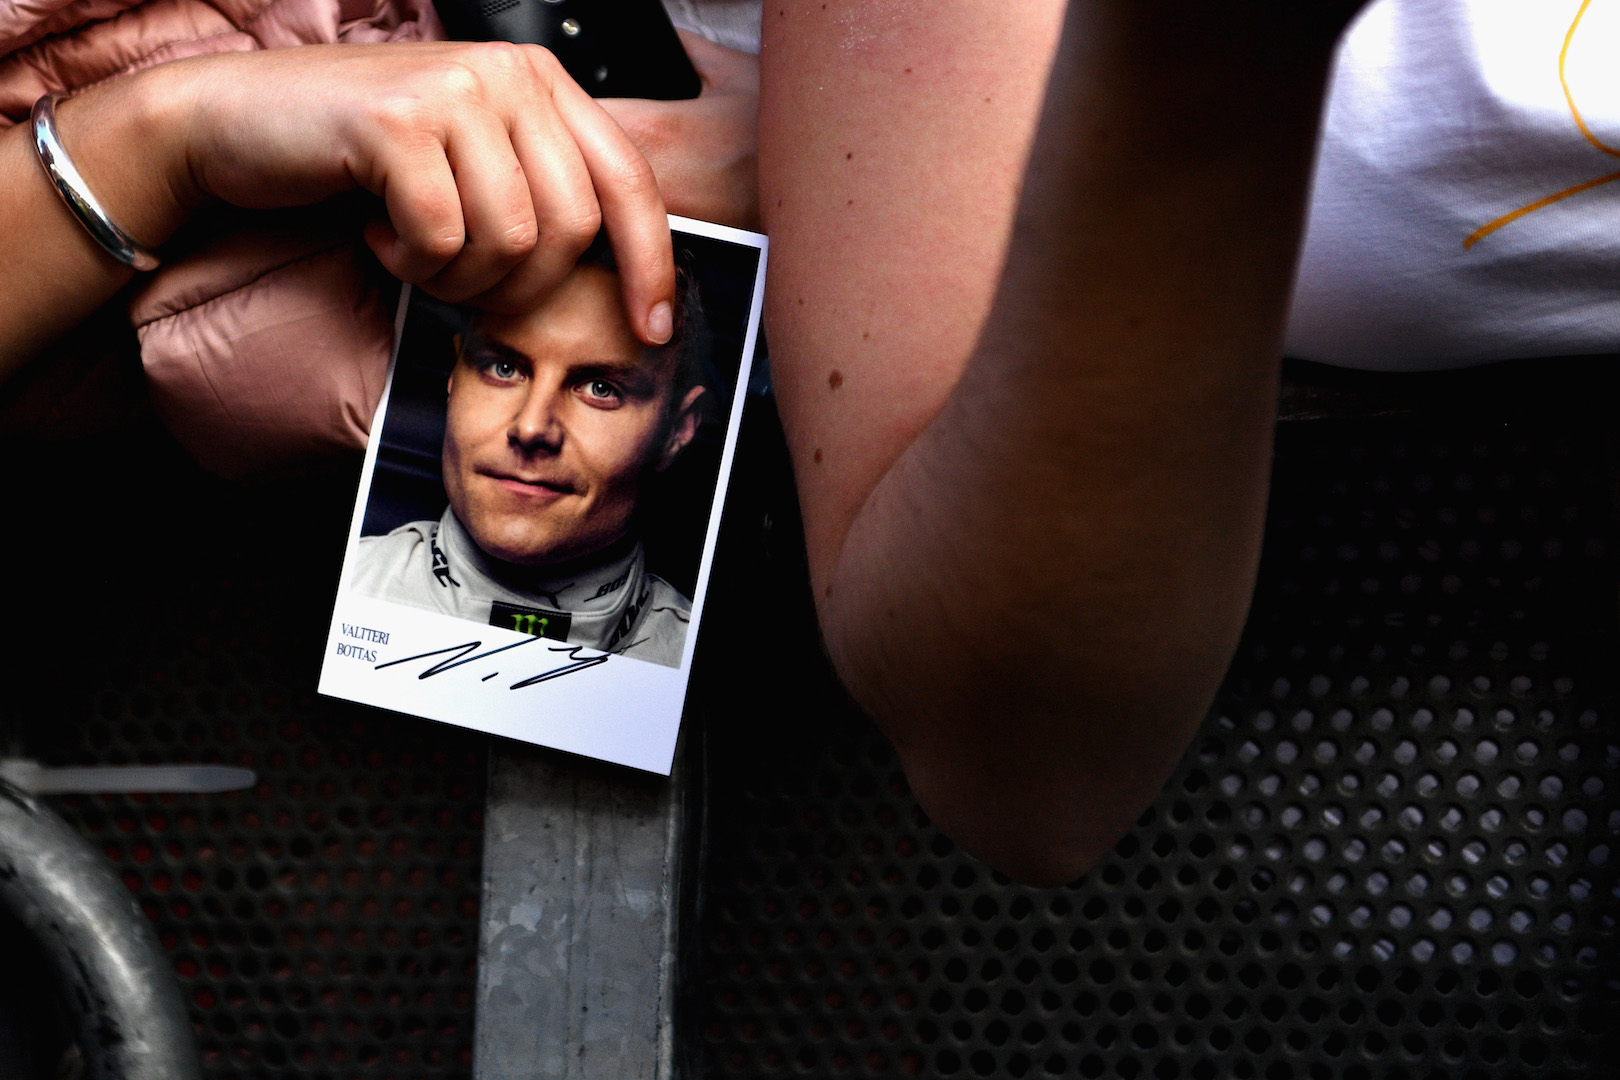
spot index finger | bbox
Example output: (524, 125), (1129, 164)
(540, 53), (677, 345)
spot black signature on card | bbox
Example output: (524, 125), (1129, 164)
(375, 636), (609, 688)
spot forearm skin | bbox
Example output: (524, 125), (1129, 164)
(0, 68), (196, 377)
(765, 1), (1365, 884)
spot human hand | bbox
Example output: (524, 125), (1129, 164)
(598, 31), (759, 231)
(151, 43), (675, 341)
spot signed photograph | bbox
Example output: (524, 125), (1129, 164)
(320, 217), (766, 773)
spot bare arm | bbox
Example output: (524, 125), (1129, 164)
(601, 31), (761, 231)
(0, 77), (172, 379)
(761, 1), (1365, 884)
(0, 43), (678, 381)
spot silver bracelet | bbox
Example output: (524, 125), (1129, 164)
(31, 91), (161, 272)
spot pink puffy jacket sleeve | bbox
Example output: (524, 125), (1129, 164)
(1, 0), (443, 476)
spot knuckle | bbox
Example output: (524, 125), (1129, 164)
(545, 200), (603, 251)
(601, 152), (659, 204)
(517, 43), (563, 82)
(469, 39), (527, 76)
(438, 59), (484, 102)
(491, 216), (540, 260)
(397, 51), (484, 106)
(417, 228), (465, 265)
(370, 93), (431, 135)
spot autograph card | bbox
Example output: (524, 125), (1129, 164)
(319, 217), (767, 773)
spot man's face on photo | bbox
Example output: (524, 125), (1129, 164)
(442, 265), (703, 567)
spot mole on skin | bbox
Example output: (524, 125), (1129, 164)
(828, 370), (843, 390)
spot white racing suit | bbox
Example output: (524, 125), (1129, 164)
(350, 509), (691, 668)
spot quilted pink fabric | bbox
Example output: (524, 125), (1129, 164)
(2, 0), (442, 475)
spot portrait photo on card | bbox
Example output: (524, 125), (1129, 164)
(320, 219), (766, 774)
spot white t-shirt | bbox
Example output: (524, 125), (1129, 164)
(1280, 0), (1620, 368)
(675, 0), (1620, 371)
(663, 0), (762, 54)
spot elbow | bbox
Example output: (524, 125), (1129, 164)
(947, 825), (1114, 890)
(816, 559), (1246, 890)
(900, 757), (1165, 888)
(830, 642), (1225, 890)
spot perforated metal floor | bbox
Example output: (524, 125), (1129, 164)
(692, 385), (1620, 1078)
(7, 366), (1619, 1079)
(0, 430), (486, 1080)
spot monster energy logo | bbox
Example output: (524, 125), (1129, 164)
(511, 613), (550, 635)
(489, 601), (571, 642)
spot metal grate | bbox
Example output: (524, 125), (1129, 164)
(0, 430), (486, 1080)
(692, 405), (1620, 1078)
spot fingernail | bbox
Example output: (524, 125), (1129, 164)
(649, 301), (673, 344)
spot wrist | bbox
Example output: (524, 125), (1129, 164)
(51, 64), (207, 253)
